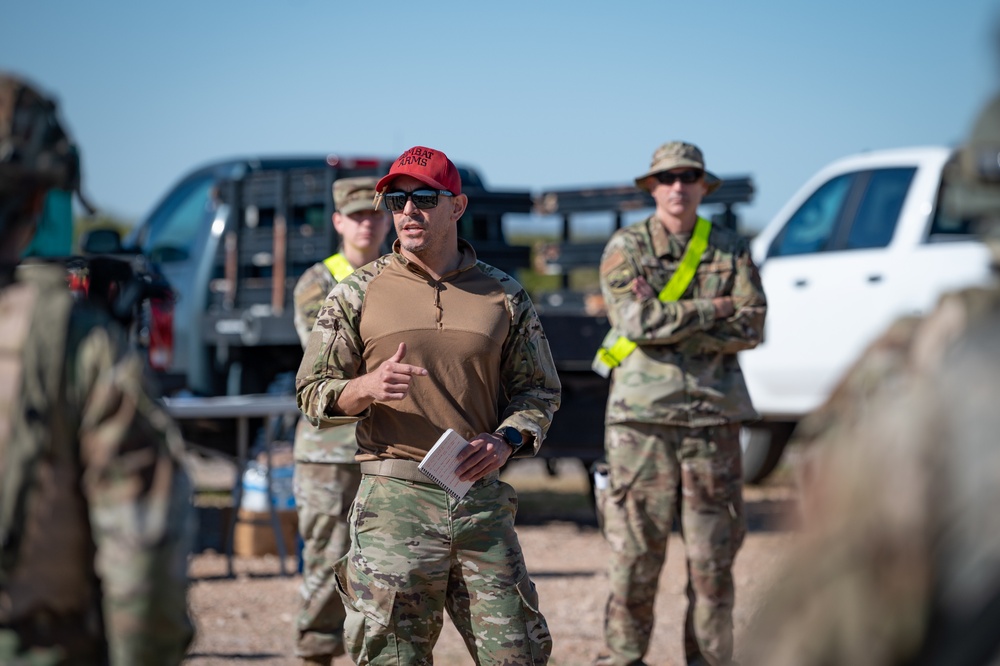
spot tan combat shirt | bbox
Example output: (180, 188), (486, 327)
(296, 239), (561, 461)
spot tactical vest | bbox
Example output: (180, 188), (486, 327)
(0, 265), (104, 654)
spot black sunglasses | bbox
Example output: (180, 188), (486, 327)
(383, 189), (453, 212)
(653, 169), (704, 186)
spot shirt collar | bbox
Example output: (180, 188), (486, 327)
(391, 238), (478, 279)
(648, 216), (692, 259)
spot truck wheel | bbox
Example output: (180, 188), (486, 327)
(740, 423), (795, 485)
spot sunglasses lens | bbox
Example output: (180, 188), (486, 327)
(410, 190), (439, 209)
(656, 170), (702, 185)
(382, 190), (440, 211)
(383, 193), (406, 211)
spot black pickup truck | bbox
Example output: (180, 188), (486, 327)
(95, 155), (531, 398)
(94, 155), (757, 476)
(92, 155), (538, 452)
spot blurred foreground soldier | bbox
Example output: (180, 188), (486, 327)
(593, 141), (767, 666)
(291, 176), (391, 665)
(297, 145), (560, 665)
(743, 94), (1000, 666)
(0, 73), (194, 665)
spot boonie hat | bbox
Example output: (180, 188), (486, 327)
(635, 141), (722, 195)
(375, 145), (462, 196)
(333, 176), (381, 216)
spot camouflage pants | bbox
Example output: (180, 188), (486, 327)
(334, 474), (552, 665)
(293, 461), (362, 658)
(598, 422), (745, 666)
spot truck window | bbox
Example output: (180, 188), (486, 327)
(844, 167), (915, 250)
(769, 173), (854, 258)
(139, 175), (216, 262)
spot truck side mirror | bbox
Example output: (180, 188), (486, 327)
(80, 227), (124, 255)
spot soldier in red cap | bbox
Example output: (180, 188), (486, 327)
(297, 146), (561, 665)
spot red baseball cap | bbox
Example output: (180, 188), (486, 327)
(375, 146), (462, 196)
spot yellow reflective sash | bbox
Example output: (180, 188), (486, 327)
(592, 217), (712, 378)
(323, 252), (354, 281)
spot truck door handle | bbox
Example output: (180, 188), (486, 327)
(793, 279), (808, 288)
(867, 274), (883, 283)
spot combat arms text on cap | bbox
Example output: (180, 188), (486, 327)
(375, 146), (462, 198)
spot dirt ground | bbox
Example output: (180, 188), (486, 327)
(183, 456), (801, 666)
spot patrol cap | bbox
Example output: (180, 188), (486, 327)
(635, 141), (722, 195)
(333, 176), (381, 216)
(0, 72), (80, 196)
(942, 93), (1000, 222)
(375, 146), (462, 196)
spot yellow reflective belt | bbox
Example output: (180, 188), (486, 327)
(323, 252), (354, 281)
(593, 217), (712, 377)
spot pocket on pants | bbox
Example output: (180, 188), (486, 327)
(515, 572), (553, 665)
(334, 556), (397, 662)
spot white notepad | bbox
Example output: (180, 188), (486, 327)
(418, 428), (475, 500)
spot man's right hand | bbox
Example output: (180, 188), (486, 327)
(340, 342), (428, 414)
(712, 297), (735, 319)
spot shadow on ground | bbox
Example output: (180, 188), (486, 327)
(513, 486), (798, 532)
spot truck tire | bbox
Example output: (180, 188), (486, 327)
(740, 423), (795, 485)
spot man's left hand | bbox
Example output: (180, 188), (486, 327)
(455, 432), (512, 482)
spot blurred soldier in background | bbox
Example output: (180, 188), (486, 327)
(291, 176), (391, 665)
(743, 92), (1000, 666)
(0, 73), (194, 665)
(593, 141), (767, 666)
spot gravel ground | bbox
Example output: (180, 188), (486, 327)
(184, 457), (801, 666)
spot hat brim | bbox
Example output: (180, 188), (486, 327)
(339, 198), (380, 216)
(635, 169), (723, 195)
(375, 171), (451, 195)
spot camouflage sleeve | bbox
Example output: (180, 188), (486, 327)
(691, 242), (768, 353)
(71, 313), (194, 666)
(296, 260), (385, 428)
(293, 262), (337, 349)
(495, 272), (562, 455)
(599, 232), (718, 345)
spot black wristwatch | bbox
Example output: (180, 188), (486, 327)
(496, 426), (524, 454)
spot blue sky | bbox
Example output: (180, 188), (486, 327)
(4, 1), (998, 232)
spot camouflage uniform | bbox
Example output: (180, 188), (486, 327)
(597, 166), (767, 664)
(0, 265), (195, 666)
(0, 74), (194, 665)
(296, 238), (561, 665)
(292, 259), (362, 661)
(743, 93), (1000, 666)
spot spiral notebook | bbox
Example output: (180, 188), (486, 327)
(418, 428), (474, 500)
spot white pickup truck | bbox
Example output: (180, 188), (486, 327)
(737, 145), (996, 482)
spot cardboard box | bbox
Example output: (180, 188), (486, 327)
(233, 508), (298, 557)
